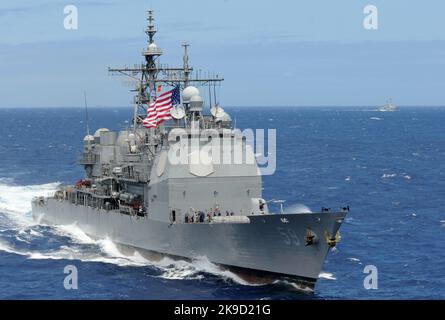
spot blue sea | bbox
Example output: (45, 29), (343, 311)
(0, 106), (444, 299)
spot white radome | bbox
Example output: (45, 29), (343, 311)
(189, 95), (203, 103)
(189, 95), (204, 110)
(94, 128), (109, 138)
(182, 86), (200, 102)
(83, 135), (94, 142)
(148, 42), (158, 51)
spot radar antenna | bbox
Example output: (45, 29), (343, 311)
(108, 10), (224, 130)
(182, 42), (190, 86)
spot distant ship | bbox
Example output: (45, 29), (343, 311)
(378, 99), (398, 112)
(31, 9), (348, 292)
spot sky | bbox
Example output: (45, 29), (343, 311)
(0, 0), (445, 107)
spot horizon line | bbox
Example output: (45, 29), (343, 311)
(1, 105), (445, 109)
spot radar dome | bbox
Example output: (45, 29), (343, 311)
(182, 86), (200, 103)
(189, 95), (203, 103)
(148, 43), (158, 51)
(83, 135), (94, 142)
(94, 128), (109, 138)
(189, 95), (204, 111)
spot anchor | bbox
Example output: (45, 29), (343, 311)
(324, 230), (341, 247)
(305, 228), (318, 246)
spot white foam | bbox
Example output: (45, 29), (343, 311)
(318, 272), (337, 280)
(0, 240), (28, 256)
(53, 223), (96, 245)
(29, 229), (43, 237)
(51, 224), (152, 266)
(0, 235), (151, 267)
(381, 173), (397, 179)
(94, 238), (152, 266)
(370, 117), (383, 120)
(155, 255), (258, 286)
(348, 257), (360, 262)
(272, 279), (314, 293)
(0, 181), (60, 226)
(155, 257), (206, 280)
(15, 235), (31, 244)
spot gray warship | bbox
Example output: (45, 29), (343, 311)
(32, 10), (348, 291)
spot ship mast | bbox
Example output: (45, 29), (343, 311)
(182, 42), (190, 87)
(108, 9), (224, 130)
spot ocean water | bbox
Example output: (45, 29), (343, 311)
(0, 106), (444, 299)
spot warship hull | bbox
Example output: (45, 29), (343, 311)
(32, 198), (346, 289)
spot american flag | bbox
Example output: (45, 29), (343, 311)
(143, 86), (180, 128)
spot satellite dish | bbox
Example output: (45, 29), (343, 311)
(171, 104), (185, 119)
(216, 111), (232, 123)
(210, 104), (225, 118)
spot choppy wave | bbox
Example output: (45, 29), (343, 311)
(272, 279), (314, 293)
(0, 181), (60, 227)
(347, 257), (362, 265)
(154, 256), (257, 285)
(381, 173), (397, 179)
(381, 173), (412, 180)
(347, 257), (360, 262)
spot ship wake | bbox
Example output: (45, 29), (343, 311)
(0, 180), (60, 227)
